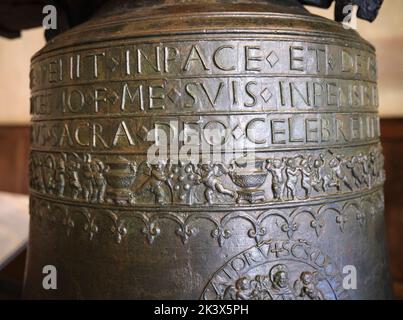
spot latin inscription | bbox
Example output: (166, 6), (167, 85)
(31, 113), (380, 151)
(31, 40), (377, 90)
(31, 78), (378, 117)
(30, 38), (380, 152)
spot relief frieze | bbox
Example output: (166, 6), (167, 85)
(29, 145), (385, 207)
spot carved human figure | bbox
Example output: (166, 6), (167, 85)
(224, 277), (254, 300)
(266, 158), (286, 201)
(369, 150), (383, 186)
(67, 157), (82, 199)
(91, 159), (108, 203)
(328, 155), (353, 192)
(368, 151), (376, 187)
(269, 264), (296, 300)
(359, 153), (370, 187)
(311, 154), (326, 192)
(346, 154), (367, 188)
(142, 162), (170, 204)
(294, 271), (325, 300)
(235, 277), (253, 300)
(44, 155), (56, 194)
(199, 163), (236, 204)
(82, 155), (94, 202)
(55, 154), (66, 197)
(300, 158), (314, 199)
(250, 275), (272, 300)
(32, 156), (45, 192)
(285, 158), (300, 200)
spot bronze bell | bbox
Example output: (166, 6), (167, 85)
(24, 0), (392, 299)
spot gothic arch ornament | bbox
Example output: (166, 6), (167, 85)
(29, 188), (384, 247)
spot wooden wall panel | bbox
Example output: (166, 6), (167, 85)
(0, 126), (30, 194)
(380, 119), (403, 299)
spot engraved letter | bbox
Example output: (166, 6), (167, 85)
(87, 52), (105, 78)
(183, 45), (209, 72)
(244, 81), (258, 108)
(245, 46), (262, 72)
(290, 46), (304, 71)
(94, 88), (107, 112)
(246, 118), (267, 144)
(137, 46), (161, 74)
(164, 46), (179, 73)
(149, 84), (165, 110)
(121, 83), (144, 111)
(271, 119), (286, 144)
(213, 45), (236, 71)
(112, 121), (135, 146)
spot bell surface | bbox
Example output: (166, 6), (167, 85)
(24, 0), (392, 299)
